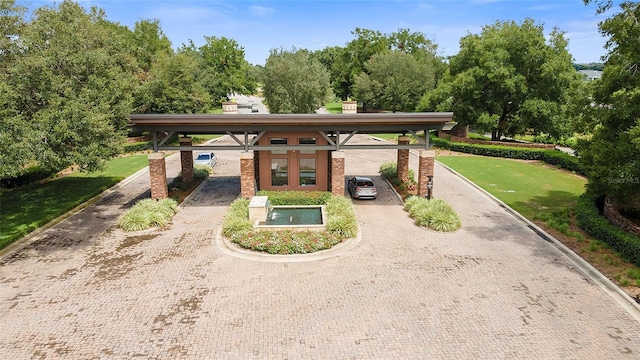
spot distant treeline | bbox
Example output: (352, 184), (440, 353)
(573, 63), (604, 71)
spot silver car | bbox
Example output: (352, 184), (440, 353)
(194, 152), (217, 167)
(347, 176), (377, 199)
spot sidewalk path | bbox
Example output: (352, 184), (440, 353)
(1, 135), (639, 359)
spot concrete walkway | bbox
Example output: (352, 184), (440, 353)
(1, 135), (639, 359)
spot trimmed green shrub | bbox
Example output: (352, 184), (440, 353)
(0, 165), (56, 188)
(168, 165), (212, 191)
(229, 230), (342, 254)
(431, 135), (583, 175)
(575, 193), (640, 266)
(540, 151), (583, 175)
(379, 162), (398, 179)
(256, 190), (332, 205)
(119, 198), (178, 231)
(123, 141), (152, 153)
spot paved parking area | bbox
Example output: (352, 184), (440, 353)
(1, 135), (640, 359)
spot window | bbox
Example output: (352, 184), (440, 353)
(270, 138), (287, 155)
(299, 137), (316, 155)
(271, 159), (288, 186)
(299, 159), (316, 186)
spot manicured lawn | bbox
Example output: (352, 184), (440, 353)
(0, 155), (149, 249)
(436, 155), (587, 219)
(324, 102), (342, 114)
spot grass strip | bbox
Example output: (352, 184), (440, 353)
(0, 155), (149, 249)
(436, 155), (586, 219)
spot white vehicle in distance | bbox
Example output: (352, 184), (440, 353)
(194, 152), (217, 167)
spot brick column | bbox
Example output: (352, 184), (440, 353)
(418, 150), (435, 198)
(331, 151), (345, 196)
(179, 137), (194, 183)
(240, 152), (255, 198)
(148, 152), (168, 200)
(397, 136), (410, 182)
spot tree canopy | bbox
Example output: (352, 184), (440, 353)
(0, 0), (257, 179)
(198, 36), (256, 100)
(421, 19), (580, 140)
(318, 28), (442, 102)
(262, 48), (331, 114)
(353, 51), (436, 112)
(577, 0), (640, 210)
(1, 0), (137, 176)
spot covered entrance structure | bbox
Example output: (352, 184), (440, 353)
(128, 112), (454, 199)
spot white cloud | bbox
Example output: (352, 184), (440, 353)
(249, 5), (275, 17)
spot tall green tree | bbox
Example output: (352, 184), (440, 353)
(132, 19), (173, 72)
(332, 28), (388, 100)
(578, 1), (640, 211)
(422, 19), (579, 140)
(353, 51), (436, 112)
(198, 36), (256, 101)
(262, 48), (331, 114)
(311, 45), (345, 99)
(134, 52), (211, 114)
(1, 0), (137, 177)
(0, 0), (31, 178)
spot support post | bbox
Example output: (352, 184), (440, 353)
(331, 151), (345, 196)
(148, 152), (168, 200)
(397, 136), (410, 183)
(240, 152), (255, 198)
(179, 137), (194, 183)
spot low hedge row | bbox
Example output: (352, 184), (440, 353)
(431, 136), (584, 175)
(575, 193), (640, 267)
(0, 166), (55, 188)
(123, 141), (153, 153)
(256, 190), (332, 205)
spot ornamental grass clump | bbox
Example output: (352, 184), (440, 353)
(325, 195), (358, 238)
(221, 198), (253, 237)
(404, 196), (461, 232)
(119, 198), (178, 231)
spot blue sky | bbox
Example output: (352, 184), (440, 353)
(23, 0), (619, 65)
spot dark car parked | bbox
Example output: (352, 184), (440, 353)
(347, 176), (377, 199)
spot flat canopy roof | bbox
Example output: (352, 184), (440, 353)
(129, 112), (453, 134)
(128, 112), (454, 151)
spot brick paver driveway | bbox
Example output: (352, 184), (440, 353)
(2, 135), (639, 359)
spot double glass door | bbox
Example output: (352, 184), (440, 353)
(269, 137), (317, 189)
